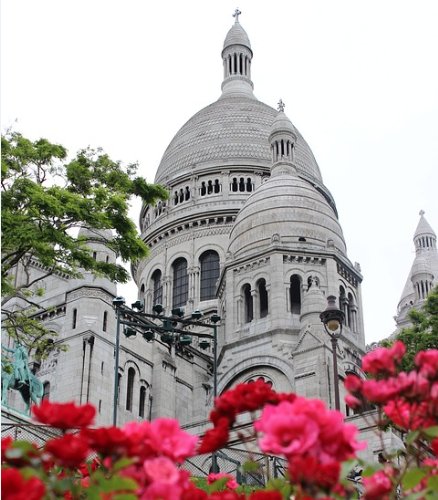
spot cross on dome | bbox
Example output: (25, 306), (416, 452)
(277, 99), (285, 112)
(233, 8), (241, 23)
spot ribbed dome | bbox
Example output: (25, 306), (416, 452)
(155, 95), (322, 184)
(223, 21), (252, 52)
(228, 172), (346, 259)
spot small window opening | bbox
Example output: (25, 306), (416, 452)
(243, 284), (253, 323)
(72, 308), (77, 329)
(103, 311), (108, 332)
(139, 386), (146, 418)
(290, 275), (301, 314)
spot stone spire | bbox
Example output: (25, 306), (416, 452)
(395, 211), (438, 330)
(221, 10), (254, 97)
(414, 210), (437, 254)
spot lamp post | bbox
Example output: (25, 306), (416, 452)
(111, 299), (221, 455)
(112, 296), (126, 426)
(320, 295), (345, 411)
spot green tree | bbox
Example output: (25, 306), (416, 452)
(382, 285), (438, 371)
(1, 131), (167, 356)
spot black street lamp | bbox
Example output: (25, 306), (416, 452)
(320, 295), (345, 411)
(111, 298), (221, 472)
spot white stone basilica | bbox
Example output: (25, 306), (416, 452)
(4, 13), (373, 427)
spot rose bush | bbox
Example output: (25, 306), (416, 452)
(2, 343), (438, 499)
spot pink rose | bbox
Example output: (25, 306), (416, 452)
(362, 341), (406, 376)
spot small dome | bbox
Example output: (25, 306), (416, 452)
(269, 110), (296, 139)
(228, 172), (346, 259)
(223, 21), (252, 53)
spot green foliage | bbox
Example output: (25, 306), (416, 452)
(1, 131), (168, 356)
(381, 286), (438, 371)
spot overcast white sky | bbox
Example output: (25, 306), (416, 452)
(2, 0), (438, 344)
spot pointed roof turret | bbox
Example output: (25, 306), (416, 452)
(395, 211), (438, 330)
(221, 9), (254, 97)
(414, 210), (437, 253)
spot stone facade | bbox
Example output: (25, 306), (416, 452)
(3, 15), (368, 428)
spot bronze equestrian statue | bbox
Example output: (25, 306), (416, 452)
(1, 343), (43, 415)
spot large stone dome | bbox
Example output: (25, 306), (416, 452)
(155, 94), (323, 184)
(228, 169), (346, 260)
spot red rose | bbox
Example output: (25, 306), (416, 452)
(32, 400), (95, 429)
(198, 419), (229, 453)
(81, 426), (128, 457)
(44, 434), (90, 468)
(1, 468), (46, 500)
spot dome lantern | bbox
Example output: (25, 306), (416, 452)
(269, 100), (298, 175)
(221, 9), (254, 97)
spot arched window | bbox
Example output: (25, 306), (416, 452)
(347, 293), (358, 332)
(258, 278), (268, 318)
(126, 367), (135, 411)
(231, 178), (238, 192)
(102, 311), (108, 332)
(339, 286), (348, 317)
(42, 382), (50, 401)
(139, 386), (146, 418)
(243, 284), (253, 323)
(185, 186), (191, 200)
(290, 275), (301, 314)
(172, 258), (188, 308)
(72, 308), (77, 329)
(151, 270), (163, 306)
(200, 251), (220, 301)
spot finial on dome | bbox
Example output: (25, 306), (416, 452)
(419, 210), (425, 217)
(277, 99), (285, 112)
(233, 8), (241, 23)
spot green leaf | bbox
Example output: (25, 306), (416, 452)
(242, 459), (261, 473)
(111, 456), (135, 473)
(207, 477), (229, 493)
(423, 426), (438, 438)
(361, 465), (381, 477)
(406, 430), (420, 444)
(402, 468), (427, 490)
(427, 475), (438, 492)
